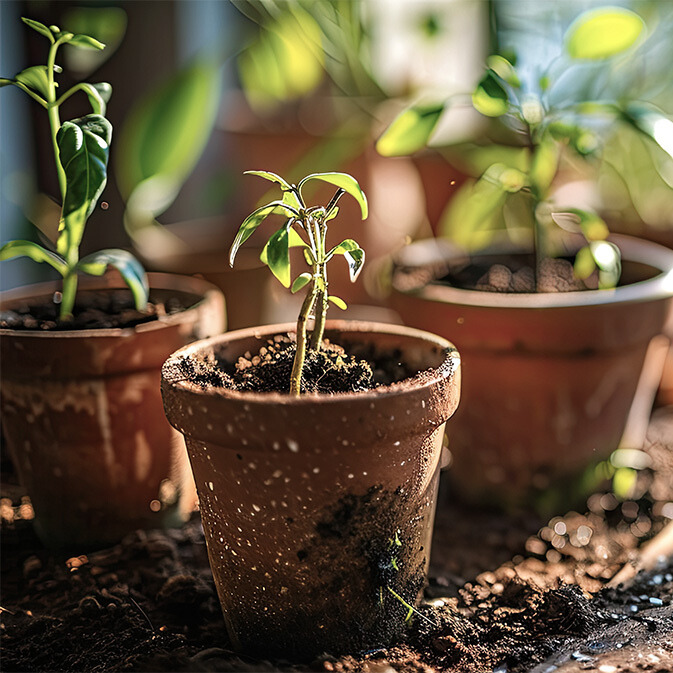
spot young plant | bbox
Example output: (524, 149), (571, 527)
(0, 18), (147, 320)
(378, 6), (673, 290)
(229, 170), (368, 396)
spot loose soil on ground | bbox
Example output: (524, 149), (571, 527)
(2, 408), (672, 673)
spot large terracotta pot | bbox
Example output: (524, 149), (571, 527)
(391, 235), (673, 510)
(0, 273), (225, 550)
(161, 321), (460, 659)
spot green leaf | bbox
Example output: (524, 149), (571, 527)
(116, 57), (222, 202)
(230, 202), (296, 267)
(0, 240), (67, 275)
(291, 272), (312, 294)
(260, 227), (306, 264)
(621, 103), (673, 161)
(566, 208), (610, 241)
(487, 55), (520, 87)
(376, 103), (446, 157)
(80, 82), (112, 115)
(67, 34), (106, 50)
(472, 71), (509, 118)
(265, 225), (291, 288)
(328, 296), (347, 310)
(565, 7), (644, 60)
(327, 239), (365, 281)
(499, 168), (527, 193)
(21, 17), (54, 43)
(244, 170), (294, 191)
(77, 249), (148, 310)
(298, 172), (368, 219)
(530, 135), (560, 198)
(589, 240), (621, 289)
(573, 245), (596, 280)
(56, 114), (112, 257)
(15, 66), (51, 98)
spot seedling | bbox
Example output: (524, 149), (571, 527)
(378, 7), (673, 290)
(229, 170), (368, 396)
(0, 18), (147, 320)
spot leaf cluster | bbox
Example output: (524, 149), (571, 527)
(0, 18), (147, 320)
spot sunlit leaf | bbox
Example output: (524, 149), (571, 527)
(230, 201), (294, 266)
(21, 17), (54, 43)
(260, 226), (306, 264)
(566, 208), (610, 241)
(487, 55), (520, 87)
(79, 82), (112, 115)
(530, 134), (560, 198)
(565, 7), (644, 60)
(328, 295), (347, 310)
(573, 245), (596, 280)
(328, 238), (365, 281)
(67, 34), (105, 50)
(291, 272), (312, 294)
(265, 225), (291, 288)
(0, 240), (67, 275)
(376, 103), (445, 157)
(499, 168), (527, 193)
(15, 65), (51, 98)
(77, 248), (148, 309)
(590, 240), (621, 288)
(472, 71), (509, 118)
(298, 172), (368, 219)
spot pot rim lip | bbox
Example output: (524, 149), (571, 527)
(162, 320), (459, 404)
(393, 234), (673, 310)
(0, 272), (223, 338)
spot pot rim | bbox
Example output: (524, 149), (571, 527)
(162, 320), (459, 405)
(0, 272), (223, 339)
(393, 234), (673, 310)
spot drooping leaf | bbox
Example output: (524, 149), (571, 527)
(0, 240), (67, 275)
(56, 114), (112, 257)
(621, 103), (673, 161)
(265, 225), (291, 288)
(230, 201), (296, 267)
(15, 66), (51, 98)
(244, 170), (294, 191)
(291, 272), (312, 294)
(472, 71), (509, 118)
(565, 7), (644, 60)
(327, 239), (365, 281)
(298, 172), (368, 219)
(259, 226), (306, 264)
(328, 295), (347, 310)
(21, 17), (54, 43)
(79, 82), (112, 115)
(116, 57), (222, 202)
(376, 103), (446, 157)
(77, 248), (148, 310)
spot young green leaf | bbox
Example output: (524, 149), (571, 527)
(77, 249), (149, 309)
(565, 7), (644, 60)
(244, 170), (294, 191)
(530, 134), (560, 198)
(67, 34), (106, 50)
(565, 208), (610, 241)
(472, 71), (509, 117)
(327, 239), (365, 281)
(56, 115), (112, 256)
(15, 66), (51, 98)
(298, 172), (368, 219)
(229, 201), (297, 266)
(328, 295), (347, 310)
(291, 272), (312, 294)
(265, 225), (292, 288)
(0, 240), (67, 275)
(486, 55), (520, 87)
(21, 17), (55, 42)
(376, 103), (446, 157)
(75, 82), (112, 115)
(573, 245), (596, 280)
(260, 226), (306, 264)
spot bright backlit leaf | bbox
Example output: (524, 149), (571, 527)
(265, 225), (292, 288)
(298, 172), (368, 219)
(472, 71), (509, 117)
(376, 103), (445, 157)
(0, 240), (67, 275)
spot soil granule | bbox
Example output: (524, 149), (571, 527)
(2, 407), (673, 672)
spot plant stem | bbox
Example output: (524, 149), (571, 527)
(60, 270), (77, 320)
(46, 39), (66, 200)
(309, 219), (328, 350)
(290, 287), (317, 396)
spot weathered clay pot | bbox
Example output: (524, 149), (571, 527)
(391, 234), (673, 510)
(161, 321), (460, 659)
(0, 273), (225, 550)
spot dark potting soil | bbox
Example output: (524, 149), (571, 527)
(2, 407), (673, 672)
(172, 336), (416, 395)
(0, 289), (196, 331)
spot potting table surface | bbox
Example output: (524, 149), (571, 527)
(1, 407), (672, 673)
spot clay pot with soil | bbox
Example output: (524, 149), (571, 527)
(0, 272), (225, 549)
(390, 234), (673, 509)
(161, 320), (460, 658)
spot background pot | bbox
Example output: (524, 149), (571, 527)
(0, 272), (225, 550)
(161, 321), (460, 659)
(391, 234), (673, 511)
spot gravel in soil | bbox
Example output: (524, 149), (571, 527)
(2, 408), (672, 672)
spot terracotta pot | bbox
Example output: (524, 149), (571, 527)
(161, 321), (460, 659)
(391, 235), (673, 510)
(0, 273), (225, 550)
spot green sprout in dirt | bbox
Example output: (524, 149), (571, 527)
(0, 18), (147, 320)
(229, 170), (368, 396)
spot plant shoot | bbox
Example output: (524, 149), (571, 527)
(229, 170), (368, 396)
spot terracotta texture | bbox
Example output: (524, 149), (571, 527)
(391, 234), (673, 509)
(161, 321), (461, 658)
(0, 273), (225, 549)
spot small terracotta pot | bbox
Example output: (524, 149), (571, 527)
(161, 321), (460, 659)
(391, 234), (673, 510)
(0, 273), (225, 550)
